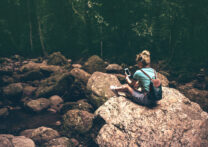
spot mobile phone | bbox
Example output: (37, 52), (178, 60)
(124, 68), (131, 76)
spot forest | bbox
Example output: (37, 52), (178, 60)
(0, 1), (208, 146)
(0, 0), (207, 71)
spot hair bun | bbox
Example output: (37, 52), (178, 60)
(141, 50), (150, 56)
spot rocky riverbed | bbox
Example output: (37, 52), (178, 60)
(0, 52), (207, 147)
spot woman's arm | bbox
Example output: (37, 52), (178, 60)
(126, 76), (138, 88)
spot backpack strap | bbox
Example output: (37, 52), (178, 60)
(140, 69), (152, 80)
(141, 69), (157, 79)
(154, 70), (157, 79)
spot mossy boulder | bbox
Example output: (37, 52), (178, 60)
(87, 72), (121, 108)
(47, 52), (68, 66)
(61, 99), (94, 114)
(2, 83), (23, 100)
(83, 55), (107, 74)
(20, 127), (60, 145)
(35, 72), (74, 98)
(62, 109), (94, 135)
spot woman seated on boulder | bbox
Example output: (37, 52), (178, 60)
(110, 50), (159, 107)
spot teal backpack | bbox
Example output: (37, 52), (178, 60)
(141, 69), (162, 101)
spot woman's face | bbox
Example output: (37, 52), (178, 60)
(138, 61), (143, 69)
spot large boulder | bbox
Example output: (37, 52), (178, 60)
(20, 127), (60, 145)
(69, 68), (91, 84)
(61, 99), (94, 114)
(87, 72), (122, 108)
(66, 68), (91, 100)
(0, 134), (35, 147)
(62, 109), (94, 135)
(11, 136), (35, 147)
(1, 75), (14, 86)
(35, 72), (74, 98)
(178, 82), (208, 112)
(20, 61), (63, 74)
(20, 70), (45, 81)
(47, 52), (68, 66)
(25, 98), (51, 112)
(0, 64), (13, 76)
(83, 55), (107, 74)
(48, 95), (64, 112)
(105, 64), (123, 74)
(23, 85), (36, 97)
(44, 137), (78, 147)
(94, 87), (208, 146)
(157, 72), (169, 87)
(2, 83), (23, 99)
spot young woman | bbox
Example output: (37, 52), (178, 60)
(110, 50), (157, 107)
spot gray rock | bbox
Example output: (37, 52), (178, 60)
(70, 68), (91, 84)
(47, 52), (68, 66)
(66, 68), (91, 100)
(95, 87), (208, 146)
(35, 72), (74, 98)
(49, 95), (63, 106)
(0, 134), (35, 147)
(83, 55), (107, 74)
(87, 72), (121, 108)
(61, 99), (94, 114)
(72, 64), (82, 69)
(2, 83), (23, 99)
(20, 70), (45, 81)
(0, 135), (13, 147)
(49, 95), (64, 112)
(105, 64), (123, 74)
(25, 98), (50, 112)
(0, 108), (9, 117)
(157, 72), (169, 87)
(178, 82), (208, 112)
(44, 137), (75, 147)
(20, 126), (60, 145)
(20, 61), (63, 74)
(1, 76), (14, 85)
(23, 85), (36, 97)
(62, 109), (94, 135)
(12, 136), (35, 147)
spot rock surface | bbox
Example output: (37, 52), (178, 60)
(35, 72), (74, 98)
(87, 72), (121, 108)
(44, 137), (76, 147)
(20, 61), (63, 74)
(95, 87), (208, 146)
(25, 98), (51, 112)
(62, 109), (94, 135)
(0, 134), (35, 147)
(47, 52), (68, 66)
(20, 126), (60, 145)
(2, 83), (23, 99)
(83, 55), (107, 74)
(105, 64), (123, 74)
(178, 82), (208, 112)
(157, 72), (169, 87)
(61, 99), (94, 114)
(70, 68), (91, 84)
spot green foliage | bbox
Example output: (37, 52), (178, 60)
(0, 0), (207, 70)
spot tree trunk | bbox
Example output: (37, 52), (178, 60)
(27, 0), (33, 52)
(37, 15), (47, 57)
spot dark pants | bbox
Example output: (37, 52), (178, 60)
(130, 90), (156, 107)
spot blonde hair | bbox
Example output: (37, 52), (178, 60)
(136, 50), (151, 66)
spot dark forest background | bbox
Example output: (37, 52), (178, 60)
(0, 0), (208, 72)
